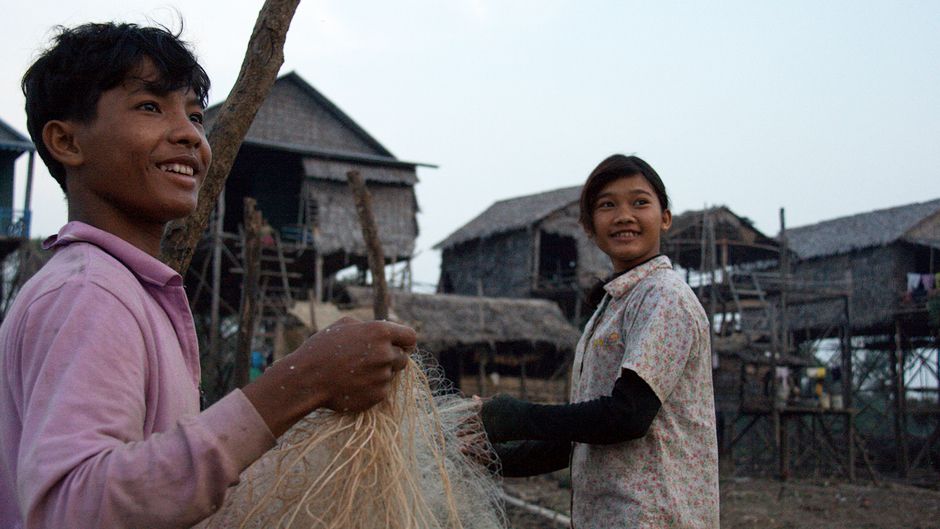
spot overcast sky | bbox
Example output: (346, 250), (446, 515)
(2, 1), (938, 288)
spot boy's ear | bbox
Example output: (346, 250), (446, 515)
(42, 120), (84, 168)
(661, 209), (673, 231)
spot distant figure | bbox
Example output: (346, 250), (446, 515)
(478, 155), (719, 528)
(250, 351), (266, 381)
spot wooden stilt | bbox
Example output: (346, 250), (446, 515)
(307, 288), (318, 333)
(233, 198), (263, 389)
(892, 319), (910, 477)
(206, 192), (225, 400)
(314, 254), (324, 304)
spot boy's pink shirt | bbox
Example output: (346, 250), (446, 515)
(0, 221), (275, 529)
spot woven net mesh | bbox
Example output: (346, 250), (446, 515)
(198, 351), (506, 529)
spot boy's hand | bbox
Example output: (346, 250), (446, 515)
(243, 317), (417, 437)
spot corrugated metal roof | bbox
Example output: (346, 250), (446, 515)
(435, 185), (582, 250)
(786, 198), (940, 260)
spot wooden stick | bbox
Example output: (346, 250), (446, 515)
(346, 170), (389, 319)
(161, 0), (302, 275)
(499, 491), (570, 527)
(233, 198), (263, 389)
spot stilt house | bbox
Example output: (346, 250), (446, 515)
(775, 199), (940, 478)
(199, 72), (430, 314)
(435, 186), (609, 322)
(777, 199), (940, 339)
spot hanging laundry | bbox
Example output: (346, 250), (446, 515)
(908, 273), (922, 292)
(922, 274), (936, 291)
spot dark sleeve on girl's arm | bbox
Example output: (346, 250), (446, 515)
(493, 440), (572, 477)
(481, 369), (661, 445)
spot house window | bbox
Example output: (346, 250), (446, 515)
(538, 232), (577, 289)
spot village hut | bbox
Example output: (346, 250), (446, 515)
(777, 198), (940, 339)
(435, 186), (610, 323)
(196, 72), (431, 315)
(333, 286), (580, 401)
(0, 117), (34, 259)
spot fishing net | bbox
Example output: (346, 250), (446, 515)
(198, 351), (506, 529)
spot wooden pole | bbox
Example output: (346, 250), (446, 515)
(206, 191), (225, 400)
(892, 319), (910, 477)
(773, 209), (787, 478)
(779, 208), (790, 356)
(233, 198), (263, 389)
(23, 151), (34, 238)
(346, 170), (389, 319)
(314, 254), (324, 304)
(161, 0), (302, 275)
(842, 273), (854, 409)
(306, 288), (318, 333)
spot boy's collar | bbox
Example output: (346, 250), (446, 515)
(44, 221), (182, 288)
(603, 254), (671, 298)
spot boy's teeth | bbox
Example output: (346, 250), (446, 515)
(159, 163), (194, 176)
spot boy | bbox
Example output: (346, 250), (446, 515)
(0, 22), (416, 529)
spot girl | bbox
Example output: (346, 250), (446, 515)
(481, 154), (719, 528)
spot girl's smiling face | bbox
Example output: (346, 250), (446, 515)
(590, 174), (672, 273)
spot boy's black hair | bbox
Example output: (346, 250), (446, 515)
(22, 22), (210, 192)
(578, 154), (670, 235)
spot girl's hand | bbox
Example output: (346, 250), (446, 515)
(458, 396), (493, 466)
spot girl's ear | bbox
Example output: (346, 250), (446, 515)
(42, 120), (84, 168)
(661, 209), (673, 231)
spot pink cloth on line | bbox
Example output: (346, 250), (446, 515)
(922, 274), (935, 291)
(0, 221), (275, 529)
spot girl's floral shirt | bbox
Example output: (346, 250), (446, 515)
(569, 256), (719, 528)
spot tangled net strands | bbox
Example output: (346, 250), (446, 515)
(198, 352), (507, 529)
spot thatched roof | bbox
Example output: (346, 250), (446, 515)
(786, 198), (940, 260)
(435, 186), (581, 250)
(0, 118), (33, 153)
(342, 286), (580, 352)
(665, 206), (780, 269)
(205, 72), (431, 185)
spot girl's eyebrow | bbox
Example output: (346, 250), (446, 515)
(597, 188), (653, 199)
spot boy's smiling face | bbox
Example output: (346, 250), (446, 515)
(591, 174), (672, 273)
(51, 58), (211, 254)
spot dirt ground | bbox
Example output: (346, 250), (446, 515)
(501, 474), (940, 528)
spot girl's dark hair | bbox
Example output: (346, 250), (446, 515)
(578, 154), (670, 234)
(22, 22), (210, 192)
